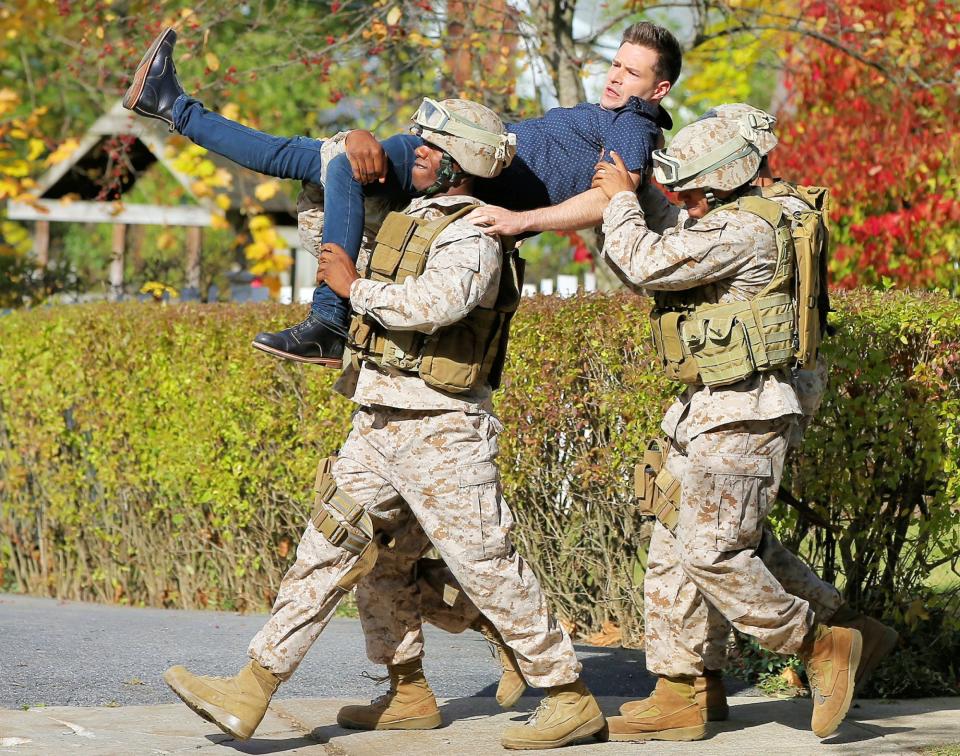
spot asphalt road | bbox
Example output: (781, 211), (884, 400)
(1, 593), (736, 710)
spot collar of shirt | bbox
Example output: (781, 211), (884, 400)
(404, 193), (486, 217)
(612, 96), (674, 130)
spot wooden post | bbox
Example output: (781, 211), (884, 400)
(34, 221), (50, 270)
(185, 226), (202, 291)
(109, 224), (126, 301)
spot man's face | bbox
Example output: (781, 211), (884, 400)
(677, 188), (710, 219)
(411, 143), (446, 191)
(600, 43), (672, 109)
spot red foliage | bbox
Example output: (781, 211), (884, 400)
(775, 0), (960, 290)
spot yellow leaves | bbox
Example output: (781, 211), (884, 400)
(44, 137), (80, 167)
(27, 138), (45, 161)
(254, 180), (280, 202)
(0, 87), (20, 117)
(190, 180), (212, 198)
(0, 159), (30, 177)
(220, 103), (240, 122)
(244, 214), (291, 296)
(140, 281), (179, 302)
(214, 194), (231, 211)
(210, 213), (231, 231)
(386, 6), (402, 26)
(156, 231), (178, 251)
(96, 26), (104, 40)
(816, 16), (828, 32)
(205, 52), (220, 72)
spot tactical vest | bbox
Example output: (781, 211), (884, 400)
(649, 194), (796, 387)
(347, 203), (523, 395)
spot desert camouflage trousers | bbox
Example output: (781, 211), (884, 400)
(249, 405), (580, 687)
(644, 416), (842, 678)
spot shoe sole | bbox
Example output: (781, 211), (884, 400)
(619, 703), (728, 722)
(814, 629), (863, 738)
(336, 711), (442, 730)
(607, 723), (706, 742)
(854, 626), (899, 696)
(162, 669), (253, 740)
(251, 340), (343, 367)
(123, 27), (175, 112)
(501, 713), (607, 750)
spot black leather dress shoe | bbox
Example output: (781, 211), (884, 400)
(122, 27), (184, 129)
(252, 314), (345, 367)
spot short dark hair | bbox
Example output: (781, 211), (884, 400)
(620, 22), (683, 86)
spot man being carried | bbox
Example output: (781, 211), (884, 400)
(123, 22), (681, 365)
(162, 98), (606, 750)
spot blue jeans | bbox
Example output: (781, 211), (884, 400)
(172, 95), (420, 327)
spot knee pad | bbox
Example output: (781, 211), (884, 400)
(311, 457), (378, 590)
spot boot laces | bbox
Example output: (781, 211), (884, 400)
(360, 670), (395, 707)
(526, 696), (552, 726)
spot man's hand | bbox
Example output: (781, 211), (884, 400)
(464, 205), (531, 236)
(592, 150), (639, 200)
(316, 243), (359, 297)
(344, 130), (387, 184)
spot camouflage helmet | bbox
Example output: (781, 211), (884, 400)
(411, 98), (517, 179)
(652, 103), (777, 191)
(699, 104), (778, 156)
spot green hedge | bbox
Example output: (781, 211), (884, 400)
(1, 291), (958, 694)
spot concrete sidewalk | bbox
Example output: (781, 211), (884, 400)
(1, 695), (958, 755)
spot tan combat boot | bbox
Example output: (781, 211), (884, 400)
(607, 676), (705, 742)
(830, 605), (899, 695)
(336, 658), (442, 730)
(473, 617), (527, 708)
(799, 624), (862, 738)
(619, 669), (728, 721)
(163, 660), (280, 740)
(501, 678), (605, 750)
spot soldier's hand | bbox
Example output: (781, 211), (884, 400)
(592, 151), (639, 200)
(344, 130), (387, 184)
(316, 243), (359, 297)
(464, 205), (530, 236)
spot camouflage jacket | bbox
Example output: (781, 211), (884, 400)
(601, 189), (802, 439)
(334, 194), (502, 412)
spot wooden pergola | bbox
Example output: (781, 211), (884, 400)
(6, 100), (297, 300)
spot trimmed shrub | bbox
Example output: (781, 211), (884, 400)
(1, 291), (958, 693)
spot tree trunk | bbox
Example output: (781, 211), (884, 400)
(525, 0), (585, 108)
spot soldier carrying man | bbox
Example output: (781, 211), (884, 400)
(592, 105), (897, 741)
(162, 97), (607, 750)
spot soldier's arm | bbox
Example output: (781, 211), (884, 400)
(464, 179), (641, 236)
(350, 223), (500, 334)
(600, 190), (755, 292)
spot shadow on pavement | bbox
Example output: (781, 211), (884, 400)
(204, 734), (322, 753)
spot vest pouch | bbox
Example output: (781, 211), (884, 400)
(368, 213), (418, 278)
(650, 310), (702, 385)
(684, 315), (756, 387)
(419, 318), (486, 394)
(379, 331), (424, 372)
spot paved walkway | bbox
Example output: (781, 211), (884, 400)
(1, 695), (958, 755)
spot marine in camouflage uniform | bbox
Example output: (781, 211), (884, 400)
(633, 106), (897, 701)
(162, 99), (605, 751)
(591, 105), (866, 742)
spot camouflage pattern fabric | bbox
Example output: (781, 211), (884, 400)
(600, 189), (843, 677)
(248, 193), (580, 687)
(249, 406), (580, 686)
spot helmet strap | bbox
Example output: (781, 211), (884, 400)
(423, 152), (469, 197)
